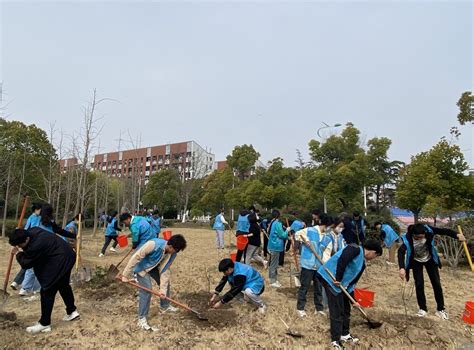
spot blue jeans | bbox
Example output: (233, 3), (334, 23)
(13, 268), (26, 285)
(137, 268), (171, 318)
(22, 268), (41, 292)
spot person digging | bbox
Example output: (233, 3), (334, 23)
(8, 227), (79, 334)
(317, 239), (383, 349)
(398, 223), (466, 320)
(210, 258), (266, 314)
(120, 234), (187, 331)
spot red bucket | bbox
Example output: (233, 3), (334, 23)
(236, 235), (248, 250)
(117, 235), (128, 248)
(230, 252), (237, 262)
(163, 230), (172, 241)
(462, 301), (474, 324)
(354, 288), (375, 308)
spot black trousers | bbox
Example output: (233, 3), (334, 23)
(322, 279), (352, 342)
(297, 268), (324, 311)
(101, 236), (118, 254)
(40, 269), (76, 326)
(263, 234), (269, 258)
(236, 245), (247, 262)
(412, 258), (444, 311)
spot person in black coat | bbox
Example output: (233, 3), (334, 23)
(9, 227), (80, 334)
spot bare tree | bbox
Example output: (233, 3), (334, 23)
(1, 158), (13, 237)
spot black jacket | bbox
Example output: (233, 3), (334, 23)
(16, 227), (76, 290)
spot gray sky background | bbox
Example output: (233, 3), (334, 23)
(1, 1), (473, 167)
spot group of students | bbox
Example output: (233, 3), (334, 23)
(211, 207), (467, 349)
(7, 204), (466, 349)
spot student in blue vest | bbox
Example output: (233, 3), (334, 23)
(64, 214), (81, 250)
(99, 211), (122, 257)
(147, 210), (162, 238)
(213, 209), (229, 250)
(351, 211), (367, 244)
(373, 221), (400, 264)
(210, 258), (266, 314)
(317, 239), (382, 349)
(121, 234), (187, 331)
(398, 223), (465, 320)
(11, 202), (42, 291)
(120, 212), (155, 250)
(235, 209), (251, 262)
(294, 214), (332, 317)
(267, 210), (290, 288)
(326, 217), (347, 256)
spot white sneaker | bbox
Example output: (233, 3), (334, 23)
(63, 310), (80, 321)
(330, 341), (344, 349)
(297, 310), (307, 318)
(416, 309), (428, 317)
(10, 281), (20, 290)
(341, 334), (359, 344)
(316, 310), (327, 317)
(19, 288), (30, 296)
(161, 305), (179, 313)
(109, 247), (117, 252)
(270, 281), (282, 288)
(26, 323), (51, 334)
(435, 310), (449, 320)
(137, 317), (158, 331)
(98, 253), (104, 257)
(258, 304), (266, 314)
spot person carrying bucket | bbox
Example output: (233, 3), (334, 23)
(373, 221), (400, 265)
(294, 214), (332, 318)
(235, 209), (251, 262)
(267, 209), (290, 288)
(398, 223), (466, 320)
(244, 213), (267, 268)
(210, 258), (266, 314)
(213, 209), (229, 250)
(317, 240), (383, 349)
(120, 212), (155, 250)
(120, 235), (187, 331)
(147, 210), (162, 238)
(99, 211), (122, 257)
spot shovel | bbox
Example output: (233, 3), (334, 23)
(285, 219), (301, 288)
(74, 214), (92, 285)
(305, 241), (382, 329)
(106, 248), (133, 280)
(118, 277), (208, 321)
(270, 306), (303, 338)
(2, 195), (29, 304)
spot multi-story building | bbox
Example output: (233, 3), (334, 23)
(91, 141), (215, 184)
(59, 157), (79, 173)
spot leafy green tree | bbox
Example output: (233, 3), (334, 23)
(141, 169), (181, 217)
(226, 144), (260, 180)
(456, 91), (473, 125)
(197, 168), (234, 213)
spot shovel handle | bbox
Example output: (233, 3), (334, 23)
(115, 248), (134, 269)
(119, 277), (195, 313)
(17, 196), (29, 228)
(458, 225), (474, 272)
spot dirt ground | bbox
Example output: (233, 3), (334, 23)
(0, 228), (473, 349)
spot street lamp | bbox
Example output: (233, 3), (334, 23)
(317, 122), (342, 138)
(316, 122), (342, 213)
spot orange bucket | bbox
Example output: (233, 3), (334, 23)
(163, 230), (172, 240)
(462, 301), (474, 324)
(236, 235), (248, 250)
(117, 235), (128, 248)
(230, 252), (237, 262)
(354, 288), (375, 308)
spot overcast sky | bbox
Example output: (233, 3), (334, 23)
(1, 1), (473, 167)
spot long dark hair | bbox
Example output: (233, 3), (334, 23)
(40, 203), (54, 226)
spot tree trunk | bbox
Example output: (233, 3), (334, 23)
(414, 210), (419, 224)
(14, 153), (27, 221)
(2, 161), (13, 237)
(375, 184), (381, 214)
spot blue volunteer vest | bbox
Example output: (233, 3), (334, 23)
(65, 221), (78, 235)
(134, 238), (177, 273)
(290, 220), (305, 232)
(149, 217), (161, 236)
(131, 216), (155, 249)
(24, 214), (41, 230)
(228, 262), (264, 295)
(40, 221), (67, 241)
(268, 220), (287, 252)
(401, 225), (439, 270)
(300, 227), (324, 270)
(105, 217), (119, 236)
(352, 219), (366, 234)
(318, 245), (365, 294)
(381, 224), (399, 248)
(236, 214), (250, 233)
(213, 214), (225, 230)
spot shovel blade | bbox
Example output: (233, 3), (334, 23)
(286, 329), (304, 338)
(367, 319), (383, 329)
(107, 265), (120, 280)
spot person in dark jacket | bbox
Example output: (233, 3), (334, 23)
(398, 223), (465, 320)
(351, 212), (367, 244)
(9, 227), (79, 334)
(317, 240), (382, 349)
(99, 211), (122, 257)
(244, 213), (267, 268)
